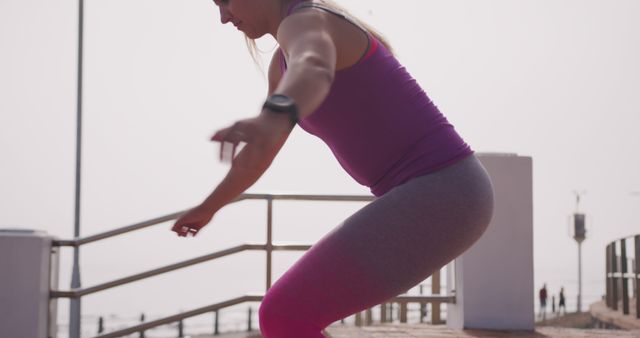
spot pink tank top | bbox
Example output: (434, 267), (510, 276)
(280, 1), (474, 196)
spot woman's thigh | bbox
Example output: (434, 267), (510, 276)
(260, 155), (494, 329)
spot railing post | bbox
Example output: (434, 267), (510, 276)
(247, 307), (253, 332)
(612, 241), (618, 310)
(380, 303), (387, 323)
(178, 319), (184, 338)
(98, 316), (104, 334)
(621, 238), (629, 314)
(365, 308), (372, 326)
(213, 310), (219, 335)
(635, 235), (640, 319)
(432, 271), (441, 324)
(266, 196), (273, 291)
(139, 313), (146, 338)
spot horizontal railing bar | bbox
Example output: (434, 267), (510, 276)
(52, 244), (261, 298)
(606, 273), (639, 279)
(52, 211), (186, 247)
(52, 194), (373, 248)
(92, 293), (452, 338)
(391, 295), (456, 304)
(93, 294), (264, 338)
(51, 242), (315, 298)
(608, 233), (640, 246)
(240, 193), (375, 202)
(272, 244), (313, 251)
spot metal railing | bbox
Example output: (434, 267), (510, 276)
(605, 233), (639, 318)
(50, 193), (455, 337)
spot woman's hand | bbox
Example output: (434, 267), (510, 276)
(171, 111), (293, 238)
(211, 111), (293, 170)
(171, 204), (215, 237)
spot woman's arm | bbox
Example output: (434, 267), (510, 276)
(171, 52), (289, 237)
(172, 11), (338, 236)
(200, 49), (289, 213)
(172, 111), (291, 237)
(208, 9), (340, 208)
(274, 9), (338, 119)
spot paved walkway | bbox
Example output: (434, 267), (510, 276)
(194, 300), (640, 338)
(194, 324), (640, 338)
(325, 324), (640, 338)
(590, 299), (640, 330)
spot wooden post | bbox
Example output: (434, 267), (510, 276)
(432, 270), (441, 324)
(247, 307), (253, 332)
(355, 312), (362, 327)
(622, 239), (629, 314)
(380, 303), (387, 323)
(635, 235), (640, 319)
(399, 302), (407, 323)
(97, 316), (104, 334)
(266, 197), (273, 291)
(606, 244), (612, 308)
(365, 308), (372, 326)
(612, 241), (619, 310)
(418, 283), (425, 323)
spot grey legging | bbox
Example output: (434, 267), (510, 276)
(259, 154), (495, 337)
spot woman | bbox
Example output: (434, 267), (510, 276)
(172, 0), (494, 336)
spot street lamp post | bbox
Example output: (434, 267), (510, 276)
(571, 191), (587, 313)
(70, 0), (85, 337)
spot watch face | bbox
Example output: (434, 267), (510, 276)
(264, 95), (299, 124)
(271, 94), (291, 106)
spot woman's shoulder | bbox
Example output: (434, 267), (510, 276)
(278, 2), (372, 71)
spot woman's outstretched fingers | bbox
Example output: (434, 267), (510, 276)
(220, 141), (237, 163)
(213, 122), (253, 163)
(172, 219), (190, 237)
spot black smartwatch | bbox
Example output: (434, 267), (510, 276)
(263, 94), (299, 126)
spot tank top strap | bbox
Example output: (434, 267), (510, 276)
(286, 0), (306, 16)
(282, 1), (378, 68)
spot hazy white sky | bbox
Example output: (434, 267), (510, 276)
(1, 0), (639, 334)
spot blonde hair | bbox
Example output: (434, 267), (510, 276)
(245, 0), (393, 71)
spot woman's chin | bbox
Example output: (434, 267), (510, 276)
(245, 32), (264, 39)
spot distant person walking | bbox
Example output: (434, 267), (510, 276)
(558, 287), (566, 315)
(539, 284), (548, 319)
(171, 0), (495, 336)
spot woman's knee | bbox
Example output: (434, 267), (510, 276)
(259, 292), (325, 338)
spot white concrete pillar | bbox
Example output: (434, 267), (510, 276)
(0, 229), (59, 338)
(447, 153), (534, 330)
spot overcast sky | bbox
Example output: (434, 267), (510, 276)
(1, 0), (639, 335)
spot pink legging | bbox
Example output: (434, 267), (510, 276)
(258, 155), (494, 337)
